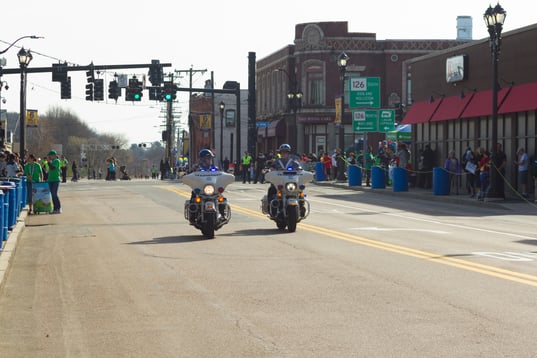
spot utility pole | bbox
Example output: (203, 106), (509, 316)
(174, 67), (207, 167)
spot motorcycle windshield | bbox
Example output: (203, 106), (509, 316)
(265, 170), (313, 186)
(182, 171), (235, 191)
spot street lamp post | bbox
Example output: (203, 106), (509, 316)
(18, 47), (33, 163)
(276, 68), (302, 151)
(0, 81), (8, 147)
(219, 101), (225, 167)
(337, 52), (349, 152)
(484, 3), (506, 200)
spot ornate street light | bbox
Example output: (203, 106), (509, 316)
(337, 52), (349, 152)
(18, 47), (33, 163)
(484, 3), (506, 200)
(219, 101), (225, 167)
(275, 68), (302, 151)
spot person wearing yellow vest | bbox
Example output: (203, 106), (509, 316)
(41, 156), (49, 181)
(60, 154), (69, 183)
(241, 151), (252, 184)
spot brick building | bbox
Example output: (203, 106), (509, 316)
(255, 21), (470, 156)
(402, 23), (537, 195)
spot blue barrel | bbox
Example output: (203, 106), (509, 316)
(392, 167), (408, 192)
(348, 165), (362, 186)
(7, 186), (16, 230)
(11, 178), (22, 216)
(371, 166), (386, 189)
(21, 176), (27, 208)
(0, 190), (3, 243)
(315, 161), (325, 181)
(2, 189), (8, 241)
(433, 167), (450, 195)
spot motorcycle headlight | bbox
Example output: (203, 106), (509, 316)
(203, 184), (216, 195)
(285, 182), (297, 191)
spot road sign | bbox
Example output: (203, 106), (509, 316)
(378, 109), (395, 132)
(349, 77), (380, 108)
(256, 121), (269, 128)
(352, 110), (378, 132)
(352, 109), (396, 132)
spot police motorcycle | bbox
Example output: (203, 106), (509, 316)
(261, 144), (314, 233)
(183, 149), (234, 239)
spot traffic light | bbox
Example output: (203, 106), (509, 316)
(86, 69), (95, 83)
(85, 69), (94, 101)
(161, 81), (177, 101)
(60, 77), (71, 99)
(126, 77), (143, 101)
(148, 87), (162, 101)
(148, 59), (163, 86)
(85, 83), (93, 101)
(108, 80), (120, 100)
(395, 104), (406, 124)
(93, 79), (104, 101)
(52, 63), (68, 82)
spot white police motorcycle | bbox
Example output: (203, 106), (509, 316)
(261, 164), (313, 233)
(183, 167), (234, 239)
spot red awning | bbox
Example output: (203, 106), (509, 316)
(498, 82), (537, 114)
(401, 99), (443, 125)
(460, 87), (510, 119)
(430, 92), (475, 122)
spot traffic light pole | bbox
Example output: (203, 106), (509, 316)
(173, 86), (240, 169)
(0, 62), (172, 76)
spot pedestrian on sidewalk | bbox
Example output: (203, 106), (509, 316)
(514, 147), (529, 198)
(47, 150), (62, 214)
(23, 154), (43, 215)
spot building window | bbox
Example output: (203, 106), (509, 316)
(225, 109), (236, 127)
(306, 66), (324, 106)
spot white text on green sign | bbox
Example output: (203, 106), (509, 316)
(349, 77), (380, 108)
(352, 109), (395, 133)
(353, 110), (377, 132)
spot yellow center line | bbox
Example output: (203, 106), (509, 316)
(159, 185), (537, 287)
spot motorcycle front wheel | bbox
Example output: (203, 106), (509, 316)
(286, 205), (298, 232)
(202, 213), (216, 239)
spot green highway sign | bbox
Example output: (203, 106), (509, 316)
(378, 109), (395, 132)
(352, 109), (395, 133)
(352, 110), (378, 132)
(349, 77), (380, 108)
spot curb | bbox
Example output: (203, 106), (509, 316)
(0, 211), (27, 289)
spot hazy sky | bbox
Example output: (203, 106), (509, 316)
(1, 0), (535, 145)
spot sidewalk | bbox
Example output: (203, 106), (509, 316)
(312, 179), (536, 212)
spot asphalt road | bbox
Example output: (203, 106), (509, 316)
(0, 179), (536, 357)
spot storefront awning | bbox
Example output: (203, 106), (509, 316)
(267, 119), (286, 137)
(430, 92), (475, 122)
(460, 87), (510, 119)
(401, 99), (443, 125)
(498, 82), (537, 114)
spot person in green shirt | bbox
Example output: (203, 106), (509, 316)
(47, 149), (62, 214)
(23, 153), (43, 215)
(364, 145), (375, 187)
